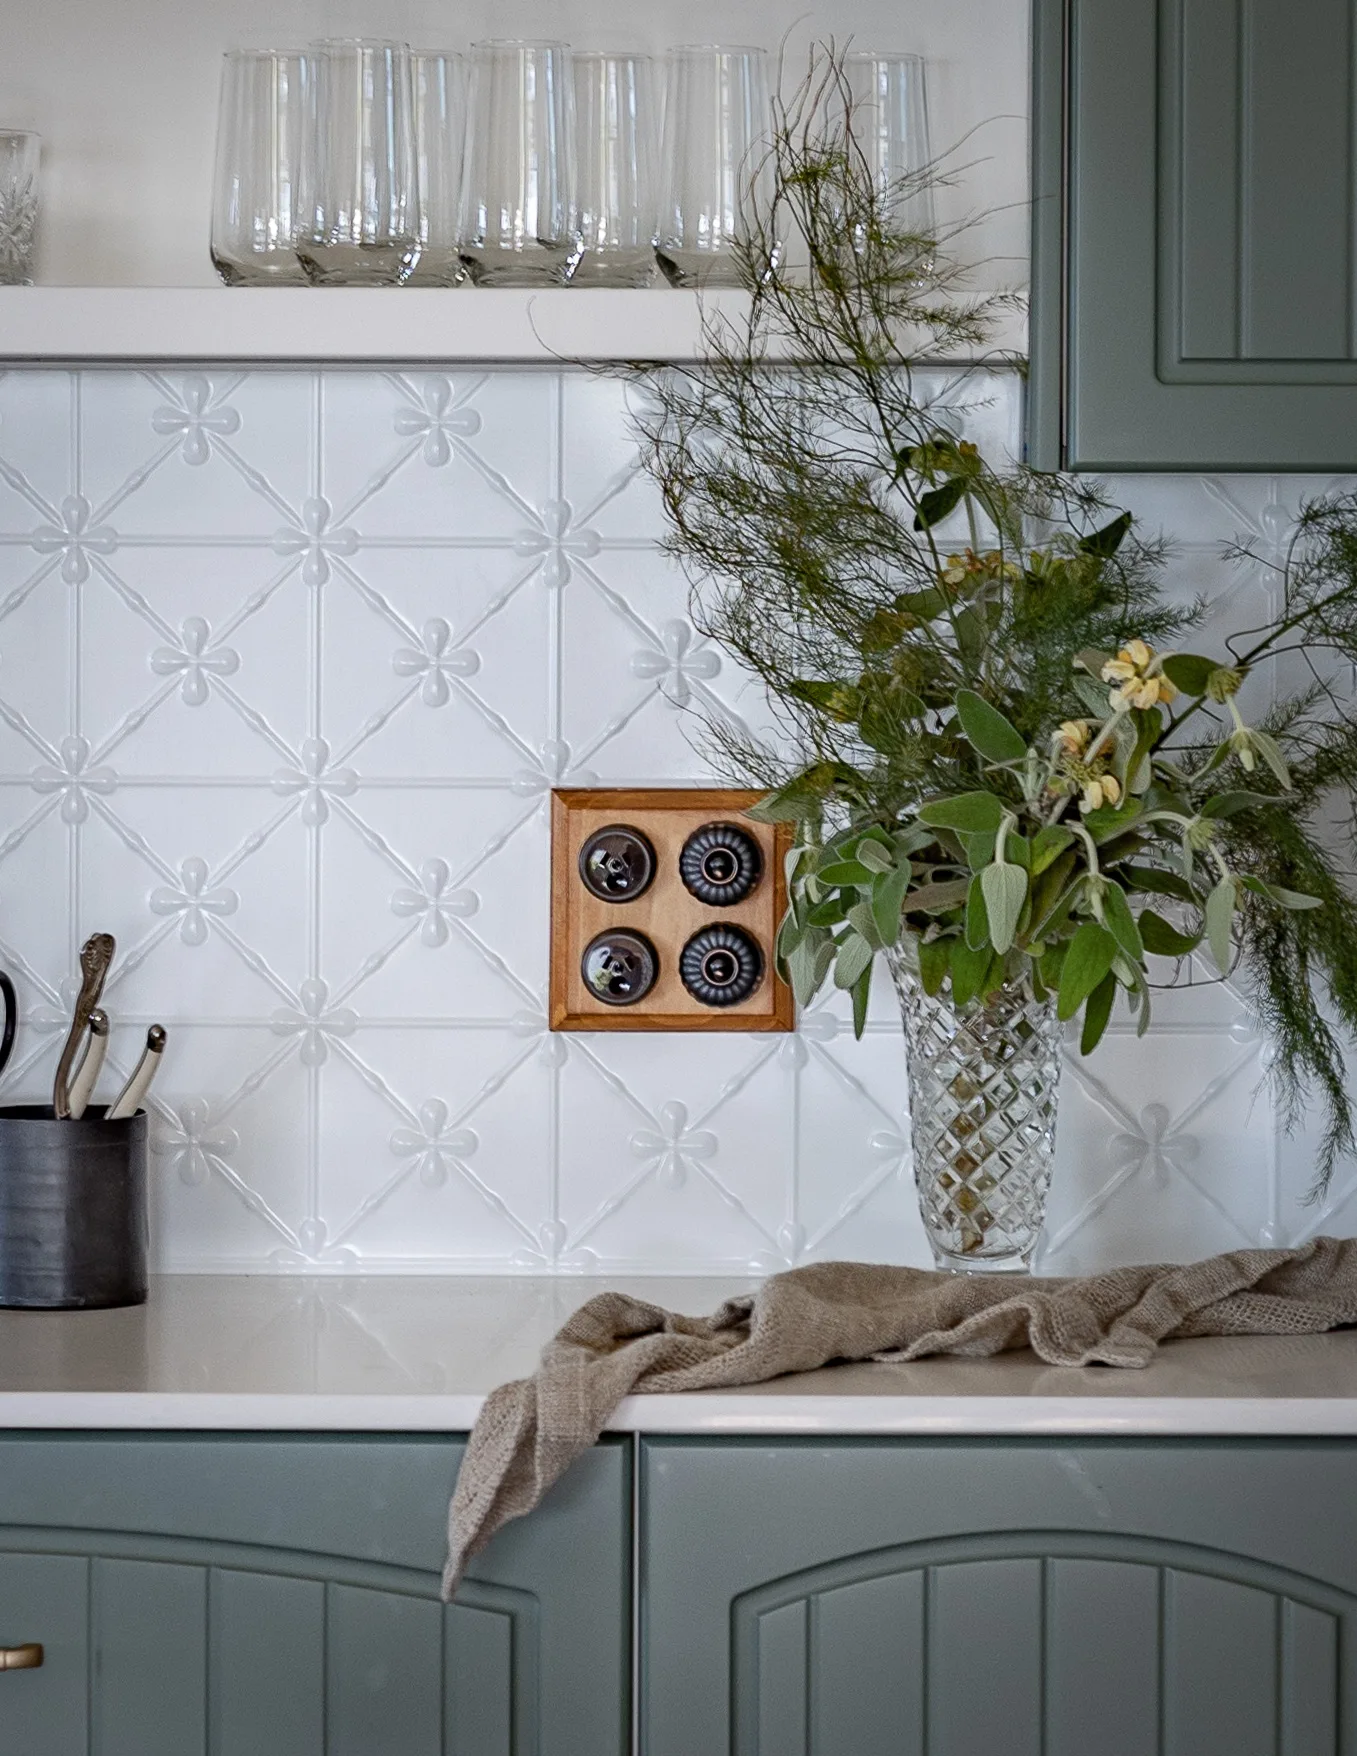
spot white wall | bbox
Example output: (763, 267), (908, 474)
(2, 0), (1027, 289)
(0, 364), (1346, 1272)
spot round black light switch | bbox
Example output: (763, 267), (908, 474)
(582, 930), (659, 1006)
(679, 924), (763, 1007)
(578, 825), (656, 902)
(678, 821), (762, 906)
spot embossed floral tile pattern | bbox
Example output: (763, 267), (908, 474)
(0, 365), (1351, 1273)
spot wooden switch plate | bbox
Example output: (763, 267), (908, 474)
(550, 788), (794, 1032)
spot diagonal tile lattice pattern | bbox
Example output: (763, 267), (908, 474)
(0, 365), (1351, 1273)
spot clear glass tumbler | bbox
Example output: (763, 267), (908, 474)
(297, 38), (420, 285)
(407, 51), (465, 286)
(459, 41), (580, 286)
(656, 46), (773, 287)
(572, 52), (657, 287)
(0, 131), (40, 286)
(210, 51), (309, 286)
(839, 53), (935, 249)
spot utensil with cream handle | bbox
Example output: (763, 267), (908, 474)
(106, 1025), (166, 1121)
(66, 1008), (109, 1120)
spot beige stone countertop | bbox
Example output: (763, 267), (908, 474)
(1, 1274), (1357, 1434)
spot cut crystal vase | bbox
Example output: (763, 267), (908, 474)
(888, 951), (1064, 1273)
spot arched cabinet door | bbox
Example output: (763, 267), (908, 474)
(0, 1435), (629, 1756)
(640, 1437), (1357, 1755)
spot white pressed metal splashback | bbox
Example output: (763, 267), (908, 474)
(0, 363), (1351, 1273)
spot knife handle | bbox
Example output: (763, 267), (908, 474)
(67, 1009), (110, 1121)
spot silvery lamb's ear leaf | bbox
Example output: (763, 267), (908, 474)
(981, 861), (1027, 955)
(954, 689), (1028, 764)
(1200, 791), (1277, 819)
(1138, 910), (1202, 957)
(850, 964), (872, 1038)
(1100, 883), (1144, 965)
(847, 900), (883, 950)
(855, 838), (894, 873)
(1073, 672), (1115, 718)
(1205, 877), (1237, 976)
(1160, 652), (1217, 695)
(1249, 729), (1292, 791)
(1031, 826), (1074, 874)
(872, 863), (913, 944)
(833, 930), (874, 991)
(913, 477), (967, 530)
(917, 934), (951, 996)
(1057, 921), (1118, 1022)
(1079, 973), (1117, 1055)
(1078, 512), (1132, 558)
(917, 791), (1006, 834)
(1239, 875), (1323, 910)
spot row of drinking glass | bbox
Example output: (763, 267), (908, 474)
(211, 40), (932, 289)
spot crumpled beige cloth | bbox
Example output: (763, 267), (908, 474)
(443, 1238), (1357, 1597)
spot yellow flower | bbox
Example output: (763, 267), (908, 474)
(941, 553), (968, 586)
(1054, 719), (1091, 756)
(1079, 773), (1121, 814)
(1116, 673), (1178, 711)
(1102, 639), (1152, 680)
(1100, 640), (1178, 712)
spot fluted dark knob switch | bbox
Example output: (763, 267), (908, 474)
(679, 924), (763, 1006)
(582, 930), (659, 1005)
(578, 825), (657, 901)
(679, 822), (762, 906)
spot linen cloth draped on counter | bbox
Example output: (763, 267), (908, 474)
(443, 1239), (1357, 1597)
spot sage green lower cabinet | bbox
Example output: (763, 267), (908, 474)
(639, 1437), (1357, 1755)
(0, 1434), (629, 1756)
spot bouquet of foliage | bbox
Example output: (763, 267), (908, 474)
(632, 48), (1357, 1194)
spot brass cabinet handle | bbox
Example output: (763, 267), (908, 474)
(0, 1644), (42, 1670)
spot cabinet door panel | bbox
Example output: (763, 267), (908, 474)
(930, 1558), (1043, 1756)
(1044, 1559), (1159, 1756)
(0, 1435), (628, 1756)
(811, 1570), (923, 1753)
(445, 1598), (516, 1756)
(209, 1570), (325, 1756)
(327, 1584), (444, 1756)
(1029, 0), (1357, 469)
(641, 1438), (1357, 1755)
(0, 1553), (88, 1756)
(91, 1558), (207, 1756)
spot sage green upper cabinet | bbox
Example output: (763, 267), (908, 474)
(640, 1436), (1357, 1755)
(0, 1435), (629, 1756)
(1029, 0), (1357, 470)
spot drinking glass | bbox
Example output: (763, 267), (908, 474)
(210, 52), (309, 286)
(459, 41), (580, 286)
(839, 53), (935, 248)
(0, 131), (40, 286)
(572, 52), (657, 287)
(407, 51), (465, 286)
(297, 39), (420, 285)
(656, 46), (773, 287)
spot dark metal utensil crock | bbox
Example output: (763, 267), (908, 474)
(0, 1105), (148, 1309)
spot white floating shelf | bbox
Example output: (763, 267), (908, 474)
(0, 286), (1027, 367)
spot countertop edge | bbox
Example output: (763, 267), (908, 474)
(8, 1392), (1357, 1436)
